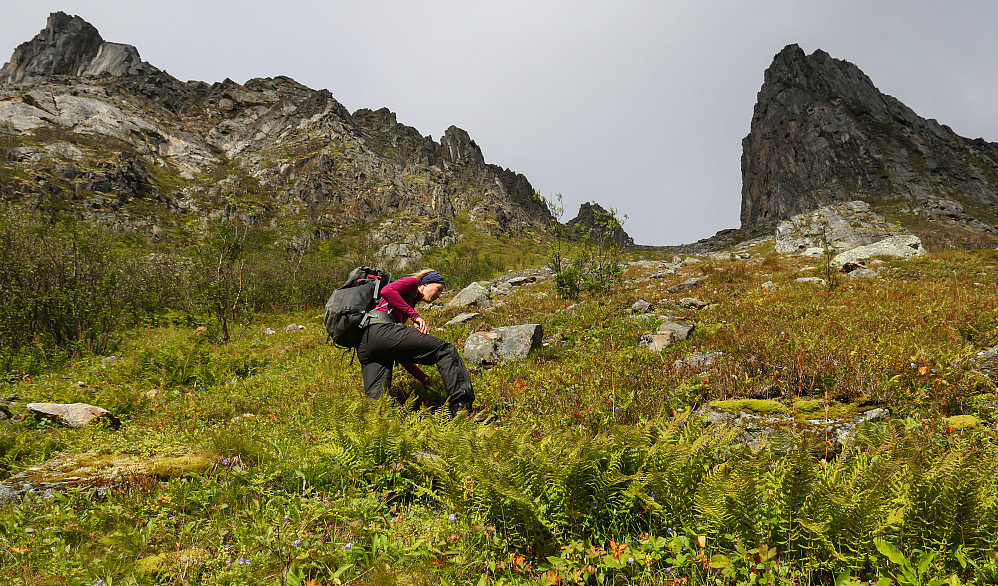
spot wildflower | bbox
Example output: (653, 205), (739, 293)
(628, 557), (635, 566)
(592, 501), (598, 510)
(667, 527), (673, 536)
(226, 558), (232, 563)
(293, 539), (301, 547)
(614, 406), (620, 412)
(911, 363), (917, 369)
(665, 566), (673, 573)
(284, 514), (290, 521)
(222, 459), (229, 465)
(931, 368), (936, 373)
(95, 581), (104, 586)
(833, 360), (839, 366)
(345, 542), (352, 551)
(448, 514), (456, 522)
(237, 557), (249, 564)
(224, 544), (230, 550)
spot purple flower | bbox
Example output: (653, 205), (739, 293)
(911, 363), (917, 369)
(592, 502), (598, 510)
(222, 459), (229, 465)
(665, 566), (673, 573)
(94, 581), (104, 586)
(293, 539), (301, 547)
(833, 360), (839, 366)
(226, 558), (232, 563)
(667, 527), (673, 536)
(345, 543), (352, 551)
(448, 514), (456, 522)
(284, 515), (290, 521)
(223, 544), (230, 550)
(931, 368), (936, 373)
(628, 557), (635, 565)
(237, 557), (249, 564)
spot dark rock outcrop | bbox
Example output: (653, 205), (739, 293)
(0, 12), (156, 83)
(741, 44), (998, 228)
(566, 202), (634, 247)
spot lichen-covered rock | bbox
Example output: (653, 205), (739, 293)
(667, 277), (707, 294)
(26, 402), (120, 429)
(674, 352), (724, 372)
(631, 299), (652, 313)
(774, 201), (911, 254)
(830, 235), (925, 267)
(448, 282), (491, 309)
(444, 312), (480, 327)
(972, 345), (998, 381)
(463, 324), (543, 364)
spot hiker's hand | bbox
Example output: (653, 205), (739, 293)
(413, 317), (428, 334)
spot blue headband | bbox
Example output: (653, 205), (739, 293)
(419, 271), (445, 285)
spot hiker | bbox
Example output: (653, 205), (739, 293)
(356, 269), (476, 414)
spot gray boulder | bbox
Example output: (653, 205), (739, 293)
(639, 318), (695, 352)
(796, 277), (827, 286)
(667, 277), (708, 294)
(674, 352), (724, 372)
(631, 299), (652, 313)
(447, 282), (491, 309)
(762, 280), (779, 291)
(972, 346), (998, 381)
(444, 312), (480, 327)
(463, 324), (543, 364)
(830, 235), (926, 267)
(774, 201), (908, 255)
(27, 403), (120, 429)
(680, 297), (707, 310)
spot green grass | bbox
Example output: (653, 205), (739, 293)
(1, 247), (998, 584)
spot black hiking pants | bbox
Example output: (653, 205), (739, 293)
(357, 323), (475, 410)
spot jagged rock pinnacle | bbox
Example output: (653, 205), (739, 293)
(0, 11), (156, 84)
(740, 43), (998, 228)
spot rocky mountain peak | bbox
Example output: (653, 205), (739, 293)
(0, 11), (156, 84)
(741, 43), (998, 229)
(566, 202), (634, 247)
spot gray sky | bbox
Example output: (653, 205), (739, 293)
(4, 1), (997, 245)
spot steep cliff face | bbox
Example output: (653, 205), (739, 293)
(0, 12), (551, 251)
(741, 44), (998, 228)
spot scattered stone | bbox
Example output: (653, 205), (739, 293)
(796, 277), (827, 286)
(507, 276), (536, 287)
(649, 270), (676, 278)
(700, 404), (890, 451)
(848, 268), (879, 279)
(100, 355), (120, 367)
(639, 318), (695, 352)
(762, 280), (779, 291)
(674, 352), (724, 372)
(680, 297), (707, 310)
(27, 402), (121, 429)
(463, 324), (543, 364)
(972, 345), (998, 381)
(447, 282), (491, 309)
(263, 327), (276, 335)
(75, 381), (87, 389)
(492, 282), (513, 296)
(444, 312), (480, 327)
(145, 389), (160, 399)
(830, 235), (926, 267)
(631, 299), (652, 313)
(0, 404), (12, 422)
(284, 323), (305, 332)
(667, 277), (708, 294)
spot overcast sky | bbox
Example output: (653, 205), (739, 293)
(4, 1), (997, 245)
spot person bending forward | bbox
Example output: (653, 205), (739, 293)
(356, 269), (475, 414)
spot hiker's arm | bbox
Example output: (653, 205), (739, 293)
(401, 362), (430, 384)
(380, 278), (422, 323)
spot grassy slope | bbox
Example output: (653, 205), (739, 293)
(1, 246), (998, 584)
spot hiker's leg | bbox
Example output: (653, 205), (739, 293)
(360, 359), (393, 399)
(357, 325), (395, 399)
(365, 325), (474, 409)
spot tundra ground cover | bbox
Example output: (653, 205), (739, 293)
(1, 248), (998, 585)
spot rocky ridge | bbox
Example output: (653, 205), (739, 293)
(0, 12), (552, 255)
(741, 44), (998, 234)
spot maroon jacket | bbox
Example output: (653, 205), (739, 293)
(372, 277), (429, 383)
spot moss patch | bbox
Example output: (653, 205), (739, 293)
(711, 399), (786, 414)
(944, 415), (981, 431)
(148, 454), (212, 479)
